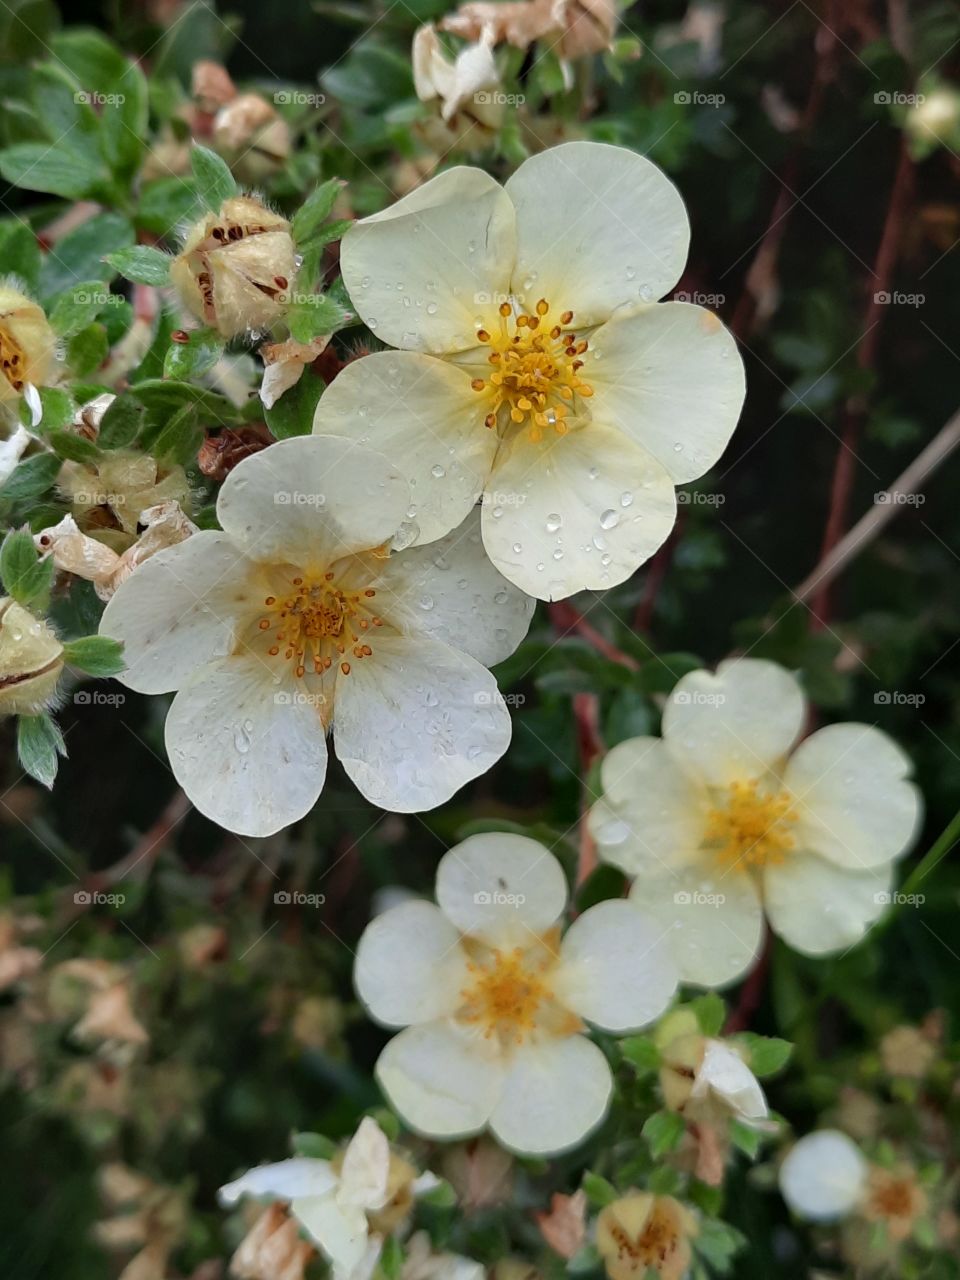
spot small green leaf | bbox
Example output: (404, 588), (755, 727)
(620, 1034), (661, 1074)
(729, 1120), (762, 1159)
(191, 144), (238, 210)
(163, 327), (224, 380)
(98, 396), (144, 450)
(0, 142), (110, 201)
(379, 1237), (405, 1280)
(152, 401), (202, 466)
(264, 370), (323, 440)
(0, 529), (52, 608)
(690, 992), (726, 1037)
(22, 387), (75, 434)
(735, 1033), (793, 1078)
(291, 177), (343, 244)
(62, 635), (125, 677)
(101, 61), (149, 180)
(642, 1109), (686, 1157)
(581, 1171), (618, 1208)
(286, 293), (354, 343)
(106, 244), (172, 286)
(291, 1131), (337, 1159)
(49, 281), (112, 338)
(298, 217), (353, 251)
(39, 212), (135, 300)
(137, 176), (201, 238)
(66, 324), (110, 378)
(0, 453), (62, 506)
(0, 221), (41, 291)
(417, 1179), (457, 1209)
(17, 713), (66, 789)
(47, 430), (101, 465)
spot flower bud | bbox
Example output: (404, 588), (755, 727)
(0, 597), (63, 717)
(214, 95), (291, 182)
(59, 451), (192, 546)
(170, 196), (296, 339)
(0, 286), (57, 424)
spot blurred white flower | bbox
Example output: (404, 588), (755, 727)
(100, 436), (532, 835)
(589, 657), (921, 987)
(355, 832), (677, 1155)
(313, 141), (744, 601)
(779, 1129), (867, 1222)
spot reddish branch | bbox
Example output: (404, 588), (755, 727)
(548, 601), (639, 670)
(724, 929), (772, 1034)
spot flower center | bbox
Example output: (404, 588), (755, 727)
(607, 1207), (681, 1274)
(704, 779), (797, 870)
(0, 324), (27, 393)
(470, 299), (594, 443)
(457, 930), (576, 1046)
(258, 572), (382, 677)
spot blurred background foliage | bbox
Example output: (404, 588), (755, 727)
(0, 0), (959, 1277)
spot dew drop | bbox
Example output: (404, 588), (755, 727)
(600, 509), (619, 530)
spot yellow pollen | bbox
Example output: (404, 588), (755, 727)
(258, 577), (379, 678)
(459, 946), (553, 1045)
(470, 299), (594, 442)
(704, 779), (798, 870)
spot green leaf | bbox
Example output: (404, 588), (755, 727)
(263, 369), (324, 440)
(735, 1033), (793, 1078)
(0, 220), (41, 291)
(61, 635), (125, 677)
(137, 176), (201, 239)
(163, 327), (224, 380)
(298, 217), (353, 252)
(17, 713), (65, 789)
(0, 142), (109, 201)
(100, 61), (149, 180)
(97, 395), (144, 449)
(48, 280), (112, 338)
(0, 529), (52, 608)
(417, 1179), (457, 1209)
(729, 1120), (762, 1159)
(30, 63), (100, 160)
(24, 387), (74, 433)
(379, 1237), (405, 1280)
(690, 992), (726, 1037)
(191, 144), (238, 211)
(287, 293), (354, 343)
(152, 401), (202, 466)
(50, 29), (127, 93)
(620, 1034), (661, 1074)
(105, 244), (172, 286)
(39, 212), (134, 300)
(0, 452), (61, 505)
(66, 323), (109, 378)
(47, 430), (101, 465)
(291, 177), (343, 244)
(581, 1171), (618, 1208)
(290, 1131), (337, 1159)
(641, 1109), (686, 1158)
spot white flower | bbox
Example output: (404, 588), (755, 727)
(779, 1129), (867, 1222)
(100, 436), (532, 836)
(589, 657), (921, 988)
(402, 1231), (485, 1280)
(690, 1038), (767, 1120)
(312, 141), (744, 601)
(220, 1118), (404, 1280)
(355, 832), (678, 1155)
(412, 24), (503, 128)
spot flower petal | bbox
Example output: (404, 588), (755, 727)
(339, 1117), (390, 1211)
(293, 1194), (370, 1273)
(779, 1130), (867, 1221)
(553, 899), (678, 1032)
(763, 851), (893, 957)
(313, 352), (498, 546)
(663, 658), (807, 785)
(628, 862), (764, 989)
(375, 1021), (504, 1139)
(372, 507), (534, 667)
(588, 736), (709, 874)
(355, 900), (471, 1028)
(333, 635), (510, 811)
(435, 832), (567, 944)
(504, 142), (689, 326)
(588, 302), (745, 483)
(100, 531), (252, 694)
(165, 655), (327, 837)
(489, 1035), (612, 1156)
(692, 1041), (767, 1120)
(217, 435), (409, 565)
(341, 167), (516, 354)
(219, 1158), (337, 1206)
(482, 421), (676, 600)
(783, 723), (921, 871)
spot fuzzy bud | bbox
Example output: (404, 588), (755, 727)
(170, 196), (296, 339)
(0, 597), (63, 717)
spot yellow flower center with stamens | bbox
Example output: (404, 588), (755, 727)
(0, 324), (27, 393)
(258, 572), (382, 678)
(471, 299), (595, 443)
(457, 926), (582, 1046)
(704, 779), (798, 870)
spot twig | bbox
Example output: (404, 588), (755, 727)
(548, 601), (639, 670)
(724, 928), (771, 1034)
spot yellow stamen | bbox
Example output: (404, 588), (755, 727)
(704, 779), (798, 870)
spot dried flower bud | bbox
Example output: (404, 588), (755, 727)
(171, 196), (296, 339)
(231, 1203), (314, 1280)
(596, 1192), (698, 1280)
(0, 286), (57, 425)
(880, 1024), (937, 1079)
(192, 59), (237, 113)
(214, 95), (292, 182)
(59, 452), (192, 544)
(0, 597), (64, 717)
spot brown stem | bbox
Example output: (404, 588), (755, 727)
(548, 601), (639, 670)
(724, 927), (771, 1034)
